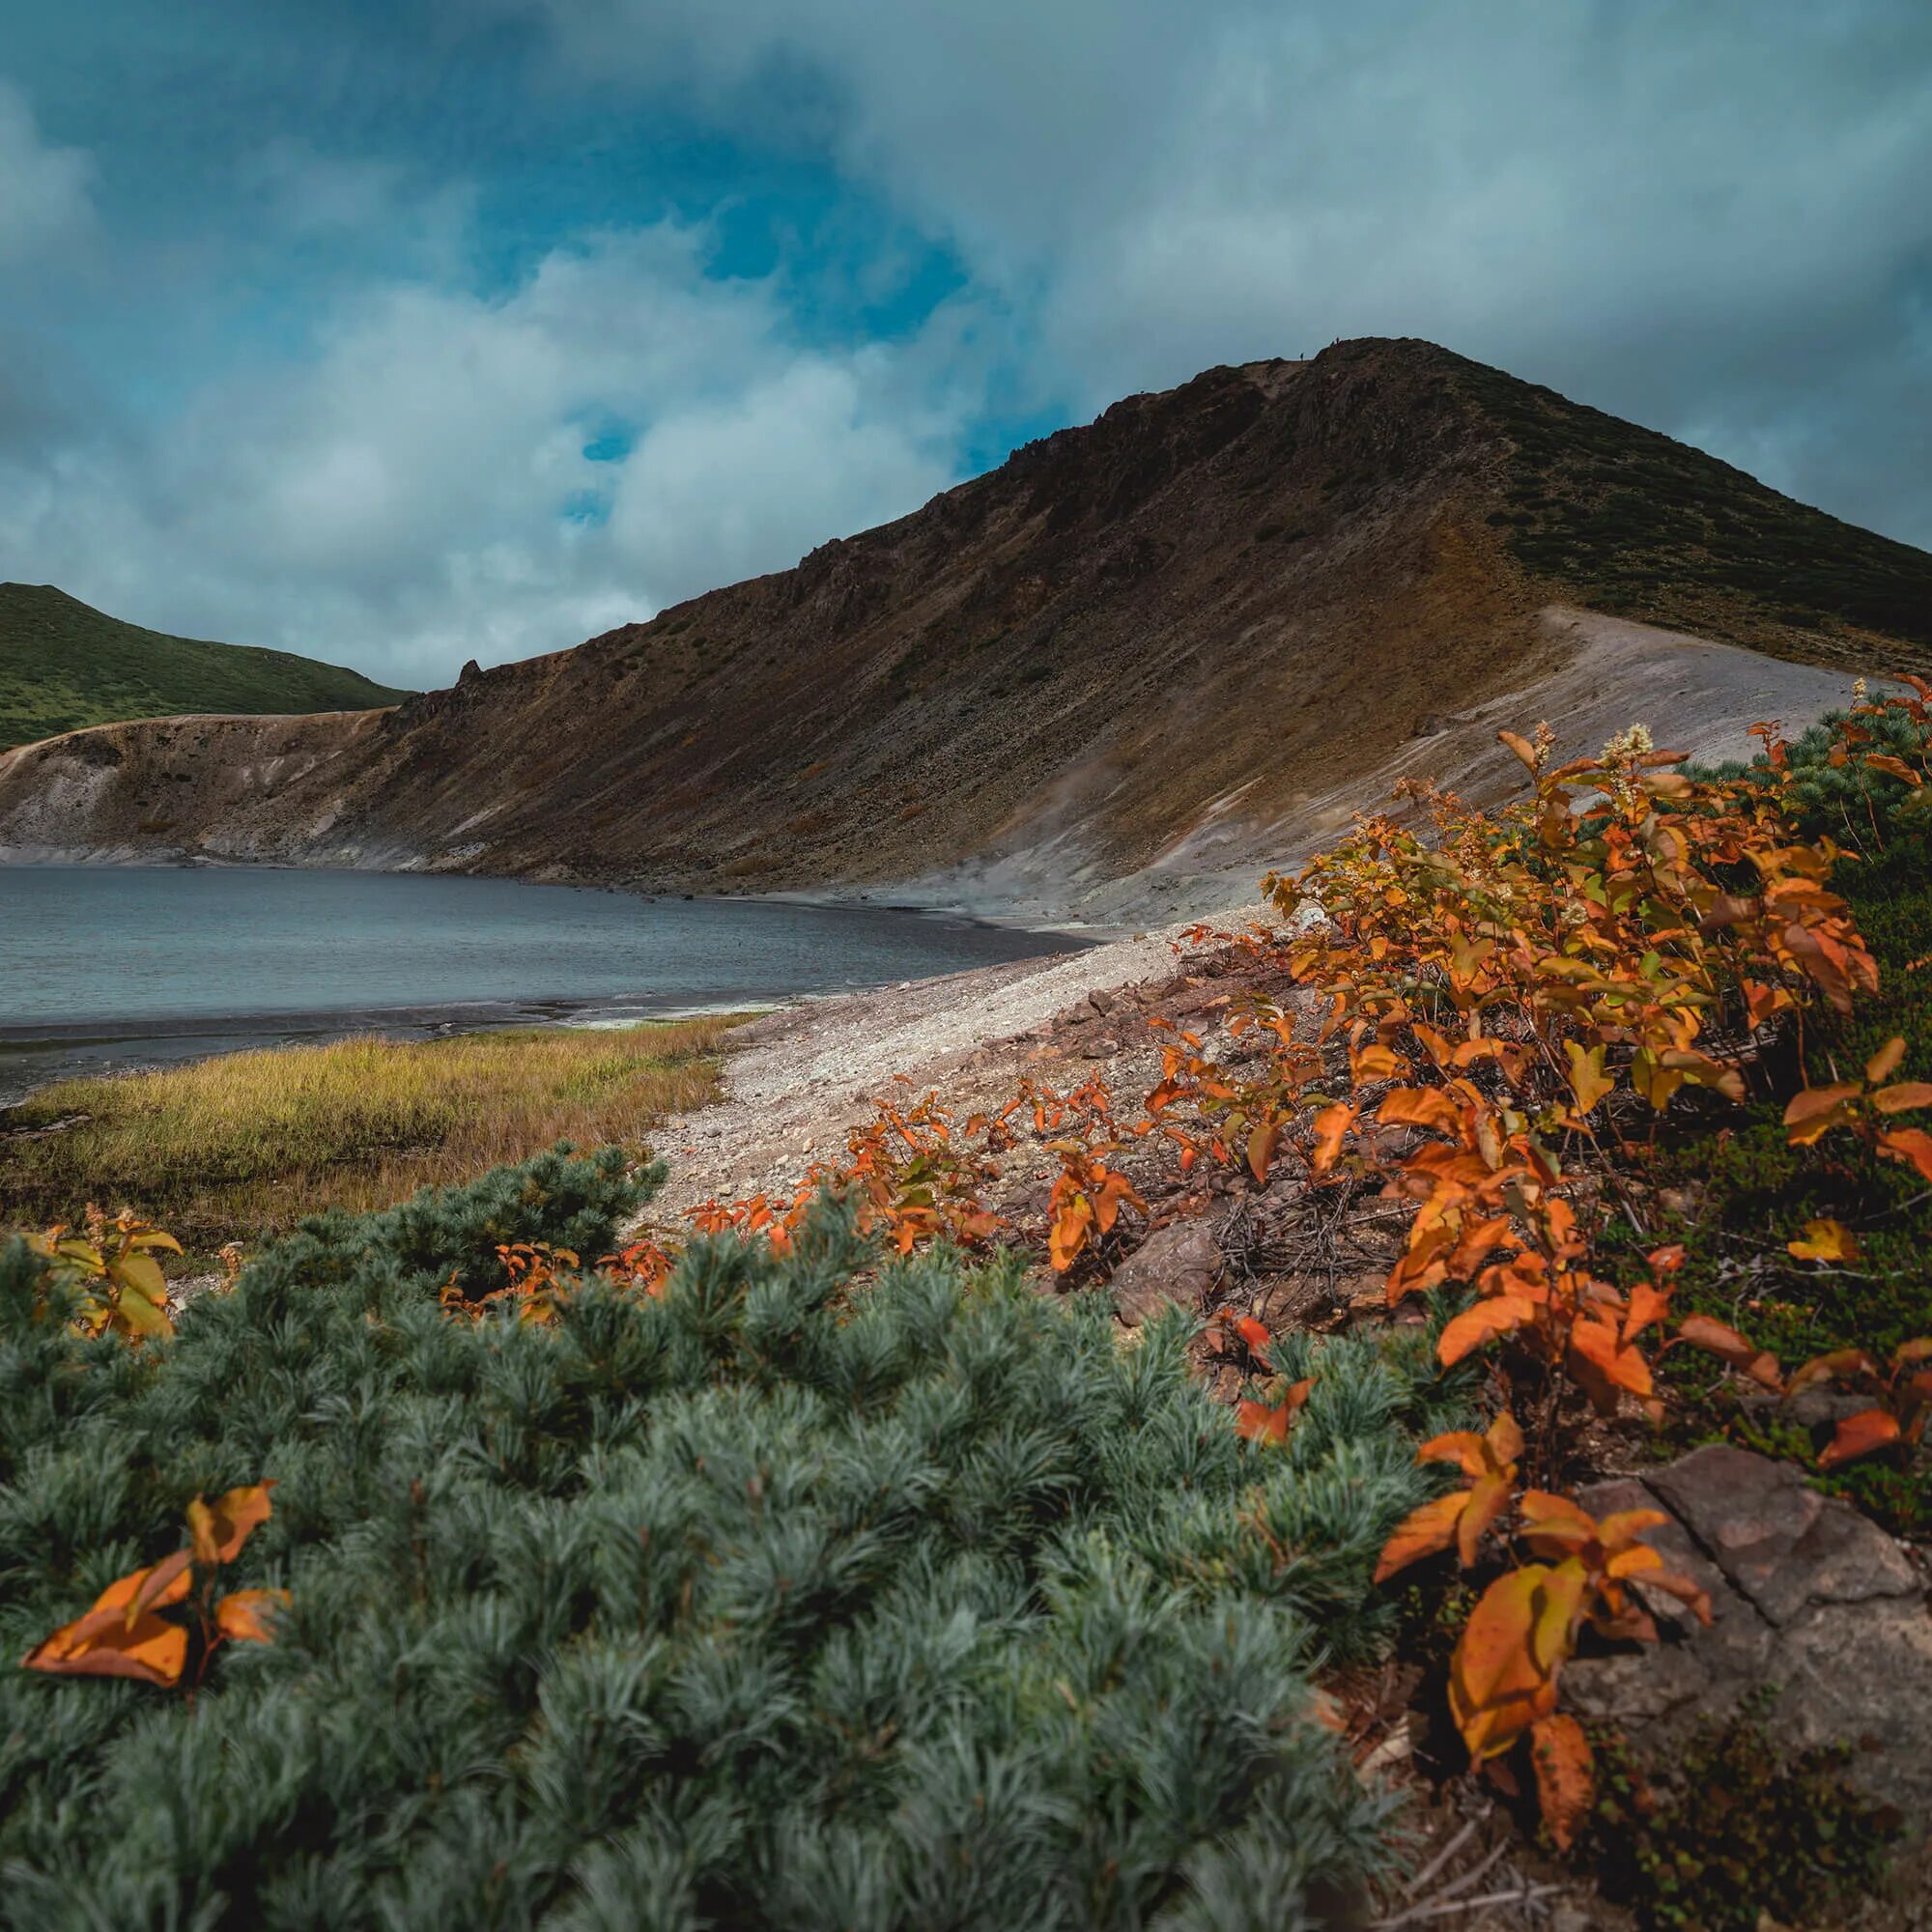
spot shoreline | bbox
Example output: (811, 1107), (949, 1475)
(0, 912), (1105, 1113)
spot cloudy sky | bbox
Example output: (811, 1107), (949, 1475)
(2, 2), (1927, 688)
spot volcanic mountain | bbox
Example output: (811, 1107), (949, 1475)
(1, 338), (1925, 921)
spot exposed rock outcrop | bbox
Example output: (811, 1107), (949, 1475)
(1567, 1446), (1932, 1818)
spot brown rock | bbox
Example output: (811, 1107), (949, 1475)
(1107, 1218), (1222, 1327)
(1647, 1444), (1918, 1626)
(1567, 1446), (1932, 1819)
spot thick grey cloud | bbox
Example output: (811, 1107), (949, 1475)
(518, 0), (1932, 544)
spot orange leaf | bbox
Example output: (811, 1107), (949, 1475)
(1235, 1398), (1291, 1446)
(1374, 1492), (1470, 1583)
(1214, 1309), (1272, 1356)
(1781, 1082), (1861, 1145)
(1093, 1168), (1145, 1233)
(1785, 1218), (1861, 1264)
(125, 1549), (195, 1625)
(1531, 1557), (1590, 1674)
(1564, 1039), (1614, 1118)
(1350, 1042), (1404, 1083)
(186, 1483), (275, 1568)
(1436, 1294), (1536, 1368)
(1246, 1119), (1281, 1185)
(91, 1556), (193, 1624)
(1498, 728), (1540, 772)
(1416, 1430), (1492, 1478)
(1878, 1127), (1932, 1183)
(1624, 1280), (1673, 1340)
(1818, 1407), (1902, 1469)
(1048, 1205), (1093, 1272)
(1444, 1215), (1516, 1286)
(1450, 1566), (1559, 1762)
(1866, 1036), (1908, 1084)
(1674, 1314), (1783, 1391)
(1517, 1492), (1600, 1556)
(1529, 1714), (1595, 1851)
(1569, 1313), (1653, 1406)
(1485, 1410), (1526, 1467)
(1379, 1088), (1465, 1135)
(22, 1609), (187, 1687)
(215, 1588), (291, 1645)
(1308, 1102), (1357, 1174)
(1638, 1568), (1714, 1628)
(1863, 753), (1922, 785)
(1458, 1472), (1512, 1569)
(21, 1560), (195, 1687)
(1872, 1081), (1932, 1116)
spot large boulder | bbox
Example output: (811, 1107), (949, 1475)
(1564, 1445), (1932, 1818)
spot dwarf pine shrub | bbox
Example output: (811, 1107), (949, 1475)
(0, 1147), (1451, 1930)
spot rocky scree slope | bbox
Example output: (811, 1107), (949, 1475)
(1, 339), (1925, 918)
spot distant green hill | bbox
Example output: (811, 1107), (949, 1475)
(0, 583), (411, 751)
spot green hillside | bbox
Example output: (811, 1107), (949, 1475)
(0, 582), (411, 751)
(1447, 352), (1932, 669)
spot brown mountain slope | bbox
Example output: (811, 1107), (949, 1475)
(1, 338), (1924, 920)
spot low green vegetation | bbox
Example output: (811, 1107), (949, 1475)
(0, 1151), (1459, 1927)
(1450, 356), (1932, 661)
(0, 582), (410, 751)
(0, 1020), (740, 1262)
(1583, 1705), (1904, 1932)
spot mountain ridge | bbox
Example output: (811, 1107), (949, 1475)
(1, 338), (1924, 920)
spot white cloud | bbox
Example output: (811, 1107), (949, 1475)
(0, 80), (93, 262)
(607, 350), (958, 601)
(0, 221), (965, 684)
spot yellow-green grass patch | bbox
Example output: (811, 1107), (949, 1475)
(0, 1017), (745, 1261)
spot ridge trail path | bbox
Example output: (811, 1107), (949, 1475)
(636, 906), (1272, 1232)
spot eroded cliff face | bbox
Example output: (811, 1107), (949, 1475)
(0, 340), (1919, 920)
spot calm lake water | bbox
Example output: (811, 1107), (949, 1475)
(0, 866), (1082, 1100)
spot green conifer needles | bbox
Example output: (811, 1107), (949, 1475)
(1, 1147), (1445, 1929)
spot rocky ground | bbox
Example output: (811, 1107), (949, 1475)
(634, 907), (1267, 1226)
(639, 909), (1932, 1932)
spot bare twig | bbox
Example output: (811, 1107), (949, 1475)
(1398, 1815), (1483, 1900)
(1380, 1884), (1565, 1924)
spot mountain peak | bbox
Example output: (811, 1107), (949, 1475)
(1, 347), (1924, 918)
